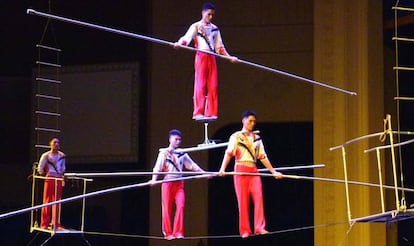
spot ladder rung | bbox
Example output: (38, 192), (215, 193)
(392, 6), (414, 12)
(36, 77), (62, 84)
(35, 111), (61, 116)
(394, 97), (414, 101)
(35, 127), (61, 133)
(393, 37), (414, 42)
(35, 144), (50, 149)
(393, 66), (414, 71)
(36, 61), (62, 68)
(35, 94), (61, 100)
(36, 44), (62, 52)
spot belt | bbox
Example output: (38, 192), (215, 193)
(235, 161), (256, 167)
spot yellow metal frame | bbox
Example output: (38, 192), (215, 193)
(30, 165), (93, 235)
(330, 115), (414, 224)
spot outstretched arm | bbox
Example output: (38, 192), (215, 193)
(149, 153), (165, 185)
(183, 154), (204, 172)
(174, 23), (197, 48)
(261, 158), (283, 179)
(215, 31), (238, 63)
(218, 153), (232, 176)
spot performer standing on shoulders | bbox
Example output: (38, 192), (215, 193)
(149, 129), (205, 240)
(175, 2), (237, 120)
(218, 110), (283, 238)
(37, 137), (66, 230)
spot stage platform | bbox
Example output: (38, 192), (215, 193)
(352, 208), (414, 223)
(32, 225), (83, 235)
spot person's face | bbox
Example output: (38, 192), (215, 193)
(169, 135), (182, 149)
(50, 138), (60, 151)
(242, 115), (256, 132)
(201, 9), (215, 23)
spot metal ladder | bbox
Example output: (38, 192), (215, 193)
(34, 44), (62, 153)
(391, 3), (414, 211)
(30, 43), (62, 231)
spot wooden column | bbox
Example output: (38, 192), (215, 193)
(313, 0), (391, 245)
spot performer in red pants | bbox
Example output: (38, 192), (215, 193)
(219, 110), (283, 238)
(150, 129), (205, 240)
(175, 2), (237, 120)
(37, 138), (66, 230)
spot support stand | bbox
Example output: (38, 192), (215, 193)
(195, 117), (217, 146)
(30, 171), (93, 245)
(40, 235), (53, 246)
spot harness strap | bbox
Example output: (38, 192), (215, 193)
(236, 132), (260, 162)
(196, 24), (219, 53)
(46, 155), (65, 175)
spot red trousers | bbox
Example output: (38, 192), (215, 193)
(41, 177), (63, 228)
(193, 52), (218, 118)
(161, 181), (185, 237)
(234, 165), (266, 235)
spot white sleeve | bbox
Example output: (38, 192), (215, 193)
(214, 30), (226, 53)
(178, 23), (197, 46)
(37, 153), (48, 175)
(225, 134), (237, 156)
(153, 152), (166, 172)
(151, 152), (166, 181)
(256, 139), (267, 160)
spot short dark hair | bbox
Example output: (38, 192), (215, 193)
(169, 129), (182, 137)
(49, 137), (59, 144)
(241, 110), (257, 119)
(202, 2), (216, 11)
